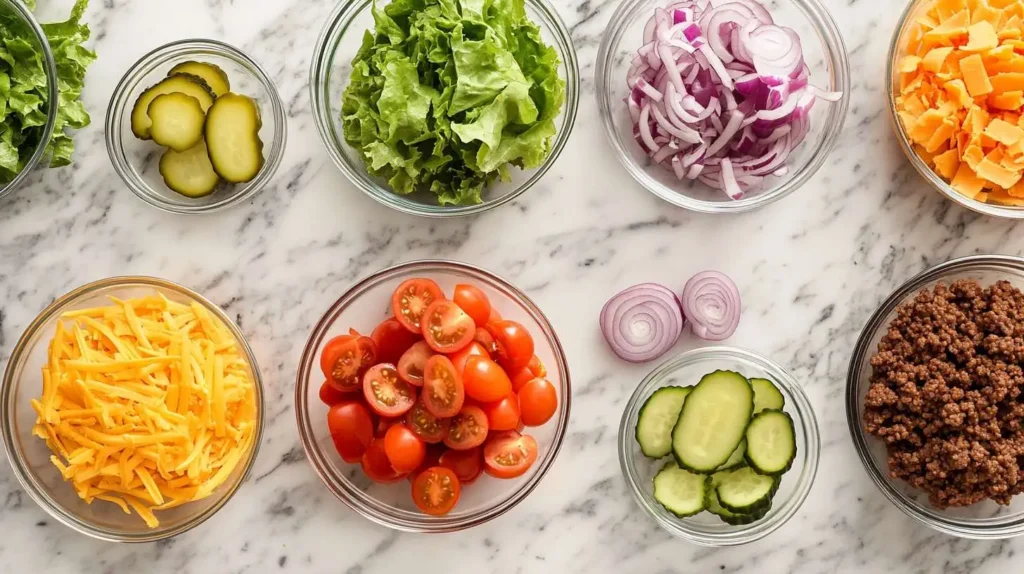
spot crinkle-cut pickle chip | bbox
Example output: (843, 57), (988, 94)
(160, 139), (221, 198)
(168, 61), (231, 97)
(131, 74), (215, 140)
(204, 93), (265, 183)
(148, 93), (207, 152)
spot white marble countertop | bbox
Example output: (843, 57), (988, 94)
(2, 0), (1023, 572)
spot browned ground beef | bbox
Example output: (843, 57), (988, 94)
(864, 279), (1024, 508)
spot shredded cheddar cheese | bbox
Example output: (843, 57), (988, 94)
(32, 294), (258, 528)
(895, 0), (1024, 205)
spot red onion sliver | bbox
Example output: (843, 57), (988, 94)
(681, 271), (741, 341)
(600, 283), (683, 363)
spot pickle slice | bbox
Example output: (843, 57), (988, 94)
(168, 61), (231, 98)
(131, 74), (215, 140)
(148, 93), (206, 152)
(204, 93), (264, 183)
(159, 140), (220, 198)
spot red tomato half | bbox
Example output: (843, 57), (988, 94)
(411, 467), (461, 516)
(321, 334), (377, 392)
(483, 431), (538, 479)
(511, 355), (549, 393)
(485, 320), (534, 374)
(421, 300), (475, 354)
(362, 364), (417, 417)
(444, 405), (489, 450)
(327, 401), (374, 463)
(392, 278), (444, 333)
(375, 417), (400, 438)
(462, 356), (512, 403)
(439, 446), (483, 484)
(384, 423), (427, 474)
(371, 318), (421, 365)
(405, 399), (450, 443)
(449, 342), (489, 375)
(397, 341), (433, 386)
(482, 394), (521, 431)
(319, 380), (350, 406)
(453, 284), (492, 327)
(472, 328), (497, 355)
(518, 377), (557, 426)
(407, 445), (444, 483)
(422, 355), (465, 418)
(362, 438), (406, 483)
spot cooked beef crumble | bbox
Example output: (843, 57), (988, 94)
(863, 279), (1024, 508)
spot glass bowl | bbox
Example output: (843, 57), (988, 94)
(886, 1), (1023, 219)
(846, 254), (1024, 539)
(618, 347), (819, 546)
(105, 39), (286, 214)
(309, 0), (579, 217)
(596, 0), (850, 213)
(1, 277), (265, 542)
(0, 0), (59, 201)
(295, 260), (571, 532)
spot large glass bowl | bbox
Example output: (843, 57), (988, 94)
(847, 254), (1024, 539)
(309, 0), (580, 217)
(596, 0), (850, 213)
(618, 347), (819, 546)
(1, 277), (265, 542)
(295, 260), (571, 532)
(0, 0), (59, 201)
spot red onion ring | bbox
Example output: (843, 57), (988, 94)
(681, 271), (741, 341)
(600, 283), (684, 363)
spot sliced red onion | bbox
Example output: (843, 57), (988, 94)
(681, 271), (741, 341)
(600, 284), (684, 363)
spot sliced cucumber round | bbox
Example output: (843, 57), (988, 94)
(636, 386), (691, 458)
(205, 93), (265, 183)
(751, 377), (785, 413)
(744, 409), (797, 475)
(130, 73), (215, 140)
(169, 61), (231, 97)
(652, 461), (709, 518)
(148, 93), (206, 152)
(671, 370), (753, 473)
(159, 140), (220, 198)
(716, 438), (746, 471)
(714, 466), (777, 514)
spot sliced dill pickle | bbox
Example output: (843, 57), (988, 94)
(148, 93), (206, 152)
(130, 74), (215, 140)
(168, 61), (231, 97)
(204, 93), (264, 183)
(159, 140), (220, 198)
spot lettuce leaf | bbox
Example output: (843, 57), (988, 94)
(341, 0), (564, 206)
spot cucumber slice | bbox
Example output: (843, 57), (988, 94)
(716, 439), (746, 471)
(636, 386), (691, 458)
(169, 61), (231, 97)
(671, 370), (753, 473)
(148, 93), (206, 152)
(131, 74), (215, 140)
(159, 140), (220, 198)
(744, 409), (797, 475)
(204, 93), (264, 183)
(715, 466), (777, 514)
(652, 461), (709, 518)
(751, 378), (785, 413)
(707, 484), (771, 525)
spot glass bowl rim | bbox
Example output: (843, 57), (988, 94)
(617, 346), (821, 546)
(0, 0), (59, 202)
(307, 0), (581, 218)
(293, 258), (572, 532)
(1, 275), (266, 542)
(845, 254), (1024, 539)
(594, 0), (851, 214)
(104, 38), (287, 215)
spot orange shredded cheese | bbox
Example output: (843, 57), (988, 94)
(32, 294), (257, 528)
(896, 0), (1024, 204)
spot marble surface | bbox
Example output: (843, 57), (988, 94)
(2, 0), (1023, 572)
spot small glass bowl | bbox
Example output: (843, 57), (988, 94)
(295, 260), (571, 532)
(886, 1), (1022, 219)
(0, 0), (59, 201)
(618, 347), (819, 546)
(596, 0), (850, 213)
(309, 0), (579, 217)
(1, 277), (265, 542)
(846, 254), (1024, 539)
(105, 39), (286, 214)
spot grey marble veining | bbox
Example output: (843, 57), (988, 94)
(2, 0), (1023, 572)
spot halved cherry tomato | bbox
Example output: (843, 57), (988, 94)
(453, 284), (492, 327)
(319, 380), (350, 406)
(397, 341), (433, 386)
(483, 431), (538, 479)
(518, 377), (557, 426)
(407, 445), (444, 483)
(449, 342), (489, 375)
(375, 417), (400, 438)
(527, 355), (547, 378)
(384, 423), (427, 474)
(439, 446), (483, 484)
(472, 328), (497, 355)
(327, 401), (374, 463)
(422, 355), (465, 418)
(362, 438), (406, 483)
(421, 300), (475, 354)
(462, 356), (512, 403)
(444, 405), (489, 450)
(405, 399), (450, 443)
(488, 308), (502, 323)
(371, 318), (421, 365)
(321, 333), (377, 392)
(511, 356), (548, 393)
(485, 320), (534, 374)
(363, 364), (416, 417)
(392, 278), (444, 333)
(482, 394), (521, 431)
(411, 467), (461, 515)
